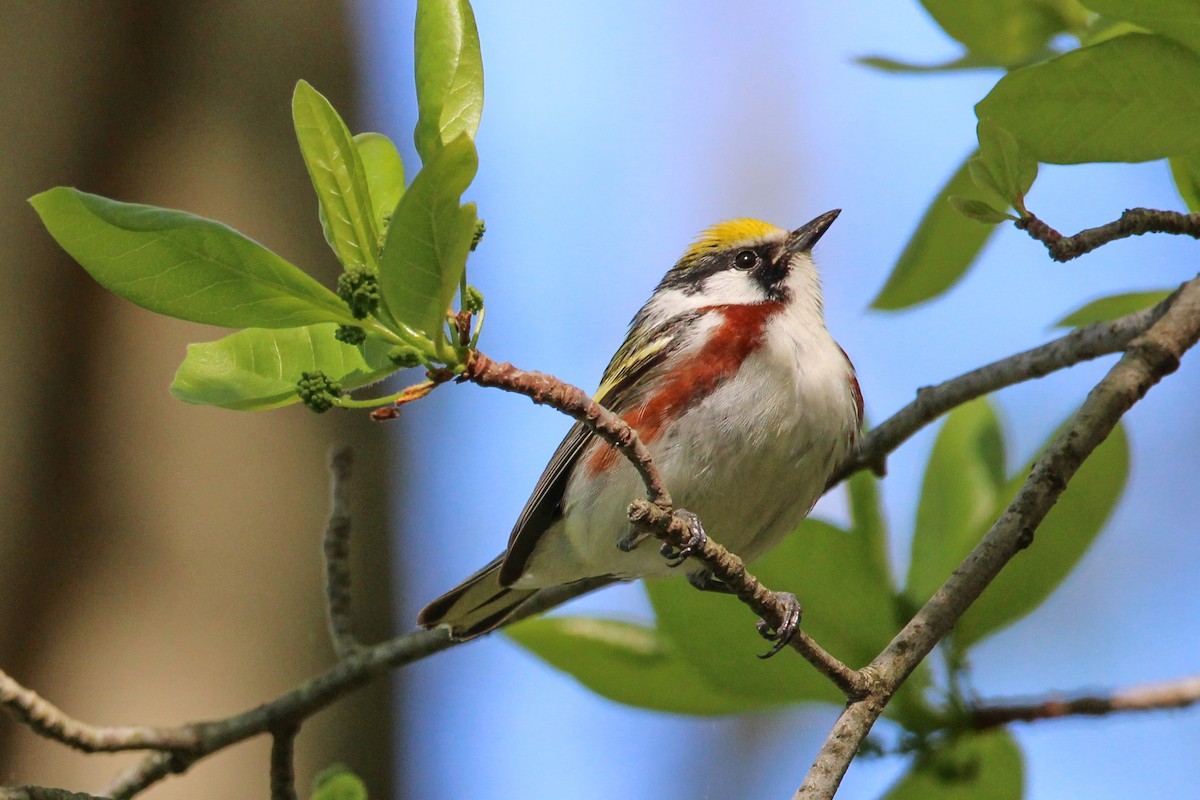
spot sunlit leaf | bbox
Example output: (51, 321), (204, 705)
(884, 730), (1023, 800)
(30, 187), (355, 329)
(413, 0), (484, 162)
(311, 766), (368, 800)
(1054, 290), (1173, 328)
(977, 33), (1200, 163)
(646, 573), (841, 706)
(919, 0), (1074, 65)
(1169, 151), (1200, 212)
(354, 132), (406, 237)
(950, 196), (1015, 224)
(293, 80), (379, 275)
(872, 152), (1002, 309)
(955, 421), (1129, 650)
(975, 121), (1038, 211)
(170, 325), (397, 410)
(379, 135), (478, 339)
(506, 616), (773, 715)
(1081, 0), (1200, 54)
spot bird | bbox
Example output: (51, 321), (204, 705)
(418, 211), (862, 648)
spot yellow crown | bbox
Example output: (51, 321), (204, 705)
(681, 218), (785, 263)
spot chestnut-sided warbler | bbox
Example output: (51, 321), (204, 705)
(419, 211), (862, 640)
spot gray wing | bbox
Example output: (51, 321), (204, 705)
(496, 312), (697, 587)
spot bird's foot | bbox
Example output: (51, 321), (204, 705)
(660, 508), (706, 568)
(756, 592), (802, 659)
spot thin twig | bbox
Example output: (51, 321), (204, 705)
(0, 788), (113, 800)
(1016, 208), (1200, 262)
(796, 273), (1200, 800)
(0, 668), (179, 754)
(101, 753), (187, 800)
(269, 724), (299, 800)
(969, 675), (1200, 729)
(323, 446), (361, 659)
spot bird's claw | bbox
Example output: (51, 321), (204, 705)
(660, 508), (706, 568)
(756, 592), (802, 659)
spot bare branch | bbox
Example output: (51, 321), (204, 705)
(269, 725), (299, 800)
(0, 668), (179, 754)
(969, 675), (1200, 729)
(796, 273), (1200, 799)
(0, 788), (113, 800)
(324, 446), (361, 659)
(1017, 208), (1200, 262)
(101, 753), (185, 800)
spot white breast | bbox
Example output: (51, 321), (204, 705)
(512, 297), (860, 588)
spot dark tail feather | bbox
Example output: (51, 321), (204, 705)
(417, 555), (539, 640)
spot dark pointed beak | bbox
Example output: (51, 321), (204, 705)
(787, 209), (841, 253)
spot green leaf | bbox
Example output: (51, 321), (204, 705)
(976, 33), (1200, 163)
(855, 53), (1000, 73)
(170, 324), (397, 410)
(645, 577), (836, 705)
(413, 0), (484, 163)
(1054, 290), (1173, 327)
(30, 187), (355, 328)
(871, 152), (1003, 309)
(919, 0), (1075, 65)
(884, 730), (1023, 800)
(379, 135), (478, 339)
(292, 81), (380, 275)
(506, 616), (771, 715)
(354, 133), (406, 237)
(311, 766), (368, 800)
(1081, 0), (1200, 54)
(907, 399), (1007, 608)
(1169, 151), (1200, 212)
(956, 421), (1129, 650)
(975, 121), (1038, 212)
(949, 196), (1016, 224)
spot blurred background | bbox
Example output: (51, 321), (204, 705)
(1, 1), (1197, 798)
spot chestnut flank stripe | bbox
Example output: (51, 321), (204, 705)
(586, 301), (785, 476)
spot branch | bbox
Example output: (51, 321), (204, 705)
(796, 273), (1200, 800)
(0, 789), (113, 800)
(1016, 208), (1200, 262)
(968, 675), (1200, 730)
(269, 725), (299, 800)
(463, 352), (865, 694)
(463, 353), (672, 508)
(323, 446), (361, 659)
(7, 278), (1193, 798)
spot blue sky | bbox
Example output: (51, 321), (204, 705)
(354, 2), (1200, 797)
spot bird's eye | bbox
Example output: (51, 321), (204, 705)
(733, 249), (758, 270)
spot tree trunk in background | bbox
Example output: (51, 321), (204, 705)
(0, 2), (395, 797)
